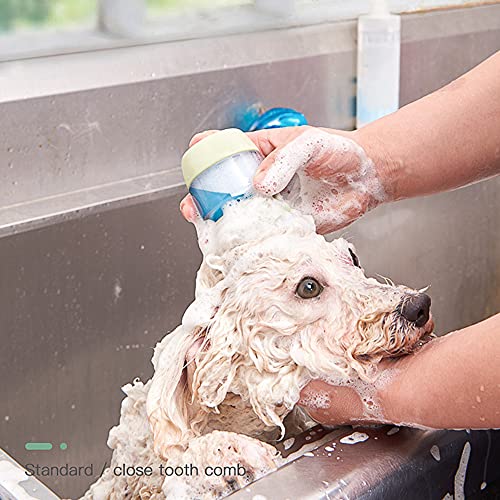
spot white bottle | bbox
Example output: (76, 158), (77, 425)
(356, 0), (401, 129)
(98, 0), (145, 37)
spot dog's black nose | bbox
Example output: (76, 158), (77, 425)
(399, 293), (431, 327)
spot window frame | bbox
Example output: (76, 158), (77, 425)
(0, 0), (493, 62)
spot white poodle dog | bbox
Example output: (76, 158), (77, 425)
(83, 196), (433, 499)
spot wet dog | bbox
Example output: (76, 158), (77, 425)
(84, 197), (433, 499)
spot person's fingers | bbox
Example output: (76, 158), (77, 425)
(315, 217), (350, 236)
(254, 127), (342, 196)
(246, 126), (309, 156)
(313, 191), (368, 234)
(189, 126), (309, 154)
(180, 194), (200, 223)
(252, 148), (295, 196)
(252, 128), (318, 195)
(188, 130), (219, 147)
(299, 380), (365, 425)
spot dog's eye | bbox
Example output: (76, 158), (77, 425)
(349, 248), (361, 268)
(296, 277), (323, 299)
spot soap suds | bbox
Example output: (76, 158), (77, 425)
(430, 445), (441, 461)
(254, 129), (387, 234)
(163, 431), (281, 499)
(299, 390), (331, 410)
(340, 432), (369, 445)
(454, 442), (471, 500)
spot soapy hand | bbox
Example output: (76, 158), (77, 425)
(298, 366), (396, 427)
(300, 313), (500, 430)
(180, 126), (389, 233)
(298, 380), (370, 426)
(250, 126), (388, 233)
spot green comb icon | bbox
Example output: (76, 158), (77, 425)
(25, 442), (53, 451)
(25, 442), (68, 451)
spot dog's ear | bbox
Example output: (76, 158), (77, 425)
(146, 325), (206, 459)
(191, 302), (297, 438)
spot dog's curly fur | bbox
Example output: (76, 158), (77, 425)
(83, 197), (433, 499)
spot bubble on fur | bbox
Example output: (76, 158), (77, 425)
(195, 196), (316, 277)
(339, 432), (369, 445)
(82, 380), (166, 500)
(162, 431), (281, 500)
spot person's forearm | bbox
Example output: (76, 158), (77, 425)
(300, 314), (500, 429)
(354, 51), (500, 202)
(379, 313), (500, 429)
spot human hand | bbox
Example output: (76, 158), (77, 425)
(297, 355), (407, 427)
(298, 378), (390, 427)
(180, 126), (391, 233)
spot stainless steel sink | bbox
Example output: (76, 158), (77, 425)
(3, 427), (500, 499)
(0, 449), (60, 500)
(1, 4), (499, 499)
(232, 427), (500, 500)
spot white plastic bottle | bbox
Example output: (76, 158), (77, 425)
(98, 0), (145, 37)
(356, 0), (401, 129)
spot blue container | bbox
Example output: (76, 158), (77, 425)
(181, 129), (263, 221)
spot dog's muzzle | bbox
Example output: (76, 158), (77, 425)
(398, 292), (431, 328)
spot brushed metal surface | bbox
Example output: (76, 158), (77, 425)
(1, 5), (499, 499)
(231, 428), (500, 500)
(0, 192), (202, 497)
(400, 4), (500, 106)
(0, 21), (356, 209)
(0, 448), (60, 500)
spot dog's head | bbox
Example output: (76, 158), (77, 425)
(147, 197), (433, 457)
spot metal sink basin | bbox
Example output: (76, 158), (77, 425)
(230, 427), (500, 500)
(3, 427), (499, 499)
